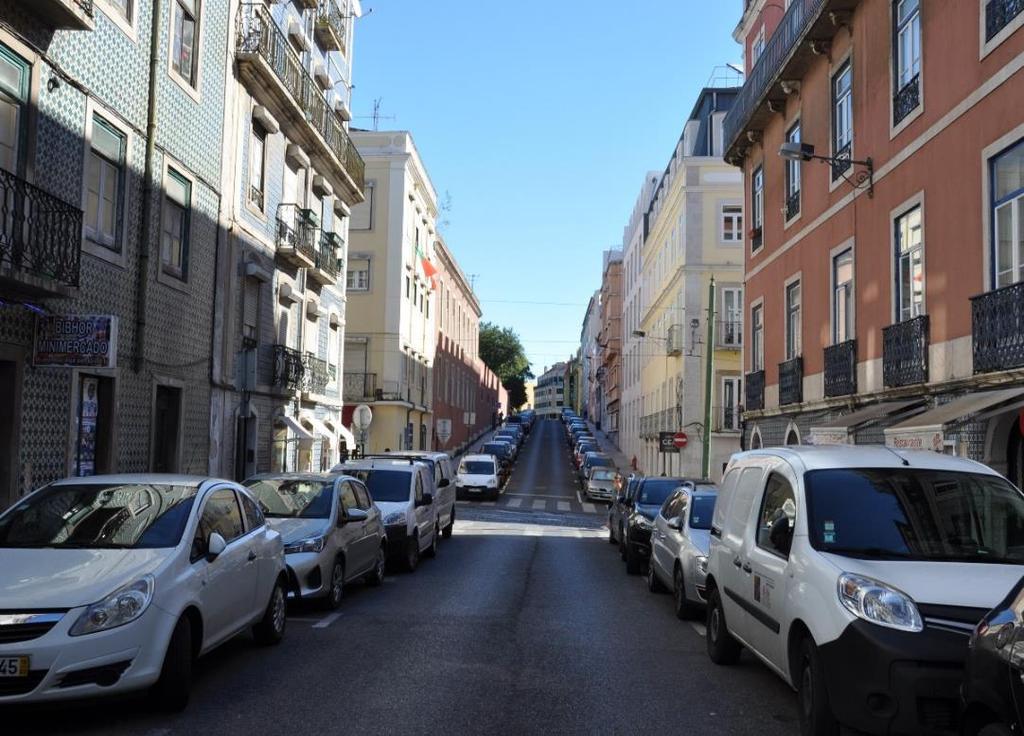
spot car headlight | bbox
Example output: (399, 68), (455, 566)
(383, 511), (408, 526)
(837, 573), (923, 633)
(695, 556), (708, 577)
(69, 576), (155, 636)
(487, 478), (497, 487)
(284, 536), (326, 554)
(632, 515), (653, 531)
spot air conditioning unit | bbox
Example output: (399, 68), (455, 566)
(666, 324), (684, 356)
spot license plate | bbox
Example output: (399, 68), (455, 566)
(0, 656), (29, 678)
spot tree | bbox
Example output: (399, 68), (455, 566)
(479, 322), (533, 411)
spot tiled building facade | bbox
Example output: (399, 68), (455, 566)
(0, 0), (229, 509)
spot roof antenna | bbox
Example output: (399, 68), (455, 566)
(881, 444), (911, 467)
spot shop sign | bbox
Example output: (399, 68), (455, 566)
(34, 315), (118, 368)
(885, 428), (945, 452)
(808, 428), (851, 446)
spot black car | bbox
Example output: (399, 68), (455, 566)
(962, 575), (1024, 735)
(481, 441), (514, 469)
(610, 476), (692, 574)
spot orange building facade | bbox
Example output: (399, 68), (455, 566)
(729, 0), (1024, 483)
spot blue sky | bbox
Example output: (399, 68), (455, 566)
(352, 1), (742, 373)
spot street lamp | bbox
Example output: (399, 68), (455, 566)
(778, 141), (874, 197)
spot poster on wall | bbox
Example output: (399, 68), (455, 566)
(77, 376), (99, 477)
(34, 315), (118, 368)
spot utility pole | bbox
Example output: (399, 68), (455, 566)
(702, 277), (716, 480)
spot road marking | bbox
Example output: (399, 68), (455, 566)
(582, 503), (598, 514)
(557, 501), (570, 512)
(313, 612), (343, 629)
(575, 490), (583, 505)
(531, 499), (546, 510)
(481, 502), (496, 507)
(690, 622), (707, 637)
(506, 497), (523, 508)
(504, 492), (576, 499)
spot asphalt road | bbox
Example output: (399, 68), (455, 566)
(10, 419), (798, 735)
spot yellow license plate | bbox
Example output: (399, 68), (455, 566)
(0, 656), (29, 677)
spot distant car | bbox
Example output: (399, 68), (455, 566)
(365, 451), (457, 540)
(584, 467), (620, 503)
(578, 452), (615, 486)
(493, 432), (521, 456)
(243, 473), (387, 609)
(481, 441), (515, 468)
(612, 476), (692, 574)
(573, 441), (598, 467)
(341, 460), (438, 572)
(456, 454), (502, 501)
(0, 475), (287, 709)
(647, 483), (717, 619)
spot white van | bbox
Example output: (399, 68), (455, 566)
(704, 445), (1024, 736)
(364, 452), (457, 539)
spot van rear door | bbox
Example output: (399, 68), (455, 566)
(714, 465), (765, 642)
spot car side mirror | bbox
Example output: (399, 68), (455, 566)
(342, 508), (368, 525)
(769, 516), (794, 556)
(667, 517), (683, 531)
(438, 478), (451, 488)
(206, 532), (227, 561)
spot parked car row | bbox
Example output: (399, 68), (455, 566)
(608, 444), (1024, 736)
(0, 449), (462, 711)
(457, 412), (535, 501)
(560, 410), (621, 501)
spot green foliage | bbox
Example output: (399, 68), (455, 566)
(479, 322), (533, 411)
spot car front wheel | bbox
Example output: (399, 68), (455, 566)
(405, 533), (420, 572)
(253, 580), (286, 646)
(673, 566), (700, 620)
(797, 637), (840, 736)
(366, 544), (386, 586)
(424, 525), (439, 558)
(323, 559), (344, 610)
(150, 616), (192, 712)
(442, 509), (455, 538)
(647, 556), (666, 593)
(705, 587), (741, 665)
(625, 540), (643, 575)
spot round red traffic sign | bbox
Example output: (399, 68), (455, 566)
(673, 432), (688, 449)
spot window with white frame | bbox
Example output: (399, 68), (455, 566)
(108, 0), (132, 20)
(785, 280), (802, 360)
(832, 249), (854, 343)
(242, 276), (260, 342)
(170, 0), (200, 88)
(721, 376), (742, 431)
(248, 121), (266, 210)
(832, 61), (853, 178)
(895, 206), (924, 320)
(161, 169), (191, 279)
(992, 140), (1024, 288)
(721, 204), (743, 242)
(785, 121), (801, 219)
(722, 287), (743, 346)
(751, 165), (764, 248)
(84, 114), (126, 251)
(895, 0), (921, 92)
(751, 303), (764, 371)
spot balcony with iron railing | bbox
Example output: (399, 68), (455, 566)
(823, 339), (856, 398)
(302, 353), (330, 397)
(785, 189), (801, 221)
(883, 314), (929, 387)
(779, 356), (803, 405)
(273, 345), (305, 391)
(714, 404), (743, 433)
(986, 0), (1024, 41)
(972, 282), (1024, 374)
(343, 372), (377, 402)
(276, 204), (318, 269)
(314, 0), (348, 54)
(723, 0), (861, 161)
(0, 168), (82, 297)
(309, 232), (342, 285)
(745, 369), (765, 412)
(718, 320), (743, 349)
(893, 73), (920, 126)
(236, 3), (365, 203)
(28, 0), (94, 30)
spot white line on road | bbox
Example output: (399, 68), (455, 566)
(313, 612), (343, 629)
(557, 501), (570, 512)
(690, 622), (707, 637)
(506, 497), (523, 508)
(531, 499), (546, 510)
(582, 503), (598, 514)
(575, 490), (584, 505)
(481, 502), (496, 507)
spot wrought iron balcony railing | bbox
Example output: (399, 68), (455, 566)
(276, 203), (319, 265)
(823, 339), (857, 398)
(273, 345), (304, 390)
(236, 3), (365, 193)
(832, 142), (853, 179)
(311, 232), (341, 282)
(986, 0), (1024, 41)
(751, 226), (763, 251)
(779, 356), (803, 405)
(343, 372), (377, 401)
(785, 189), (801, 220)
(745, 370), (765, 412)
(972, 281), (1024, 373)
(315, 0), (348, 54)
(893, 73), (920, 125)
(303, 353), (330, 395)
(0, 167), (82, 291)
(883, 314), (930, 387)
(723, 0), (830, 154)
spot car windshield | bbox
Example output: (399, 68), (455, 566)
(243, 479), (334, 519)
(591, 469), (617, 481)
(345, 469), (412, 503)
(805, 468), (1024, 563)
(689, 495), (717, 530)
(639, 479), (685, 506)
(0, 483), (199, 549)
(586, 456), (613, 468)
(460, 461), (495, 475)
(484, 444), (508, 456)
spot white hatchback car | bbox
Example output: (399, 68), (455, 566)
(0, 475), (286, 709)
(704, 446), (1024, 736)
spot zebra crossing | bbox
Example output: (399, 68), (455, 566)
(458, 492), (605, 516)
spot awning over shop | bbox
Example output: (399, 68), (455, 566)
(338, 425), (356, 451)
(302, 415), (337, 442)
(808, 400), (926, 445)
(884, 387), (1024, 451)
(279, 415), (314, 440)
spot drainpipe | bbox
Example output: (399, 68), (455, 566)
(134, 0), (164, 373)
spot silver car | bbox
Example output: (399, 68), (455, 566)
(647, 483), (718, 619)
(244, 473), (387, 609)
(585, 466), (620, 503)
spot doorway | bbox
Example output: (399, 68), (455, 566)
(153, 385), (182, 472)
